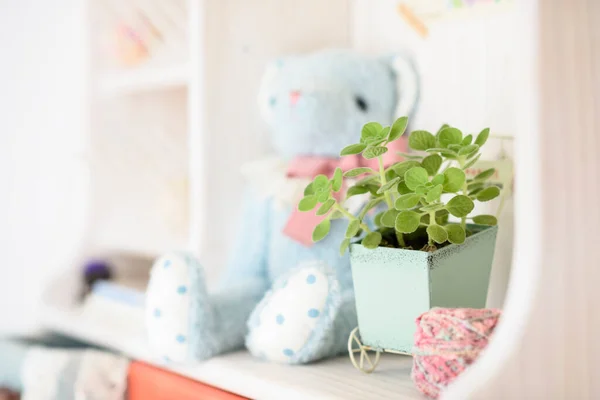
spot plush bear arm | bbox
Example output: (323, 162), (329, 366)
(218, 185), (270, 290)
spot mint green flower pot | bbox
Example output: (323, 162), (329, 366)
(350, 225), (498, 353)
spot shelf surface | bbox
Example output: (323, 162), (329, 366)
(98, 64), (189, 97)
(40, 295), (422, 400)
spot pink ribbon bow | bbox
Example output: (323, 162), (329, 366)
(283, 139), (406, 246)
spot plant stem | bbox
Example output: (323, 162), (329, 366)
(378, 156), (393, 209)
(428, 211), (436, 246)
(378, 155), (405, 247)
(396, 230), (406, 247)
(458, 156), (468, 229)
(334, 203), (372, 233)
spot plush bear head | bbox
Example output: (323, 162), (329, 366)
(258, 50), (419, 159)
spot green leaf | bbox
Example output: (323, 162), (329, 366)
(438, 127), (463, 148)
(395, 193), (422, 210)
(396, 181), (410, 195)
(312, 219), (331, 242)
(432, 174), (445, 186)
(420, 203), (445, 212)
(377, 177), (401, 194)
(474, 168), (496, 181)
(404, 167), (429, 190)
(345, 220), (360, 238)
(436, 124), (450, 138)
(463, 153), (481, 169)
(374, 211), (385, 227)
(304, 183), (314, 196)
(476, 186), (501, 202)
(385, 169), (398, 182)
(467, 182), (485, 191)
(360, 122), (384, 143)
(362, 231), (382, 249)
(340, 238), (351, 256)
(427, 225), (448, 244)
(331, 167), (343, 192)
(475, 128), (490, 147)
(362, 146), (388, 159)
(446, 195), (475, 217)
(415, 185), (428, 195)
(459, 144), (479, 156)
(317, 191), (330, 203)
(443, 168), (466, 193)
(378, 126), (391, 141)
(448, 144), (463, 152)
(359, 198), (384, 219)
(425, 148), (459, 159)
(392, 160), (422, 177)
(381, 209), (400, 227)
(313, 175), (329, 190)
(421, 154), (442, 176)
(445, 224), (466, 244)
(395, 211), (421, 233)
(298, 195), (318, 211)
(388, 116), (409, 142)
(472, 214), (498, 225)
(354, 175), (379, 186)
(408, 130), (436, 151)
(366, 184), (381, 196)
(340, 143), (367, 156)
(316, 199), (335, 215)
(396, 152), (424, 160)
(462, 134), (473, 145)
(344, 167), (373, 177)
(346, 185), (370, 197)
(425, 184), (443, 202)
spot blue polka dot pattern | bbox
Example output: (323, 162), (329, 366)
(276, 314), (285, 325)
(306, 274), (316, 284)
(283, 348), (294, 357)
(163, 260), (171, 268)
(307, 308), (320, 318)
(153, 308), (161, 317)
(176, 334), (186, 343)
(177, 285), (187, 294)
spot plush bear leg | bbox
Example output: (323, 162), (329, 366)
(146, 253), (267, 363)
(245, 261), (357, 364)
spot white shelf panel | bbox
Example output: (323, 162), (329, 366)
(98, 64), (189, 97)
(40, 285), (421, 400)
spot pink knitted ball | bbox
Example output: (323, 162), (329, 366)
(411, 307), (502, 399)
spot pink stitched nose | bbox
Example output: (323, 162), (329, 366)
(289, 90), (301, 105)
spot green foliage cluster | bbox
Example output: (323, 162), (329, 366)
(298, 116), (502, 254)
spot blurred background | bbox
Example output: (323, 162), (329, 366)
(0, 0), (516, 335)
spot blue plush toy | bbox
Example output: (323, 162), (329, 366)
(146, 50), (419, 364)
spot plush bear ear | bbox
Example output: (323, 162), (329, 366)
(388, 54), (420, 119)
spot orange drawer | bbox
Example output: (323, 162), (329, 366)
(128, 361), (249, 400)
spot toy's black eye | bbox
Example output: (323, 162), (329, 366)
(355, 96), (368, 112)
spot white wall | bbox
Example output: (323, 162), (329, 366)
(0, 0), (88, 334)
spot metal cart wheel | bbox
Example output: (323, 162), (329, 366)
(348, 327), (381, 374)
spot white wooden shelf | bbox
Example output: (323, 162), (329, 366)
(98, 64), (189, 97)
(39, 279), (421, 400)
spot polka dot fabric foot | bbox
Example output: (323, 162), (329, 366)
(146, 253), (216, 363)
(245, 261), (341, 364)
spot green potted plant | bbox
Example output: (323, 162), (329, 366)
(299, 117), (501, 353)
